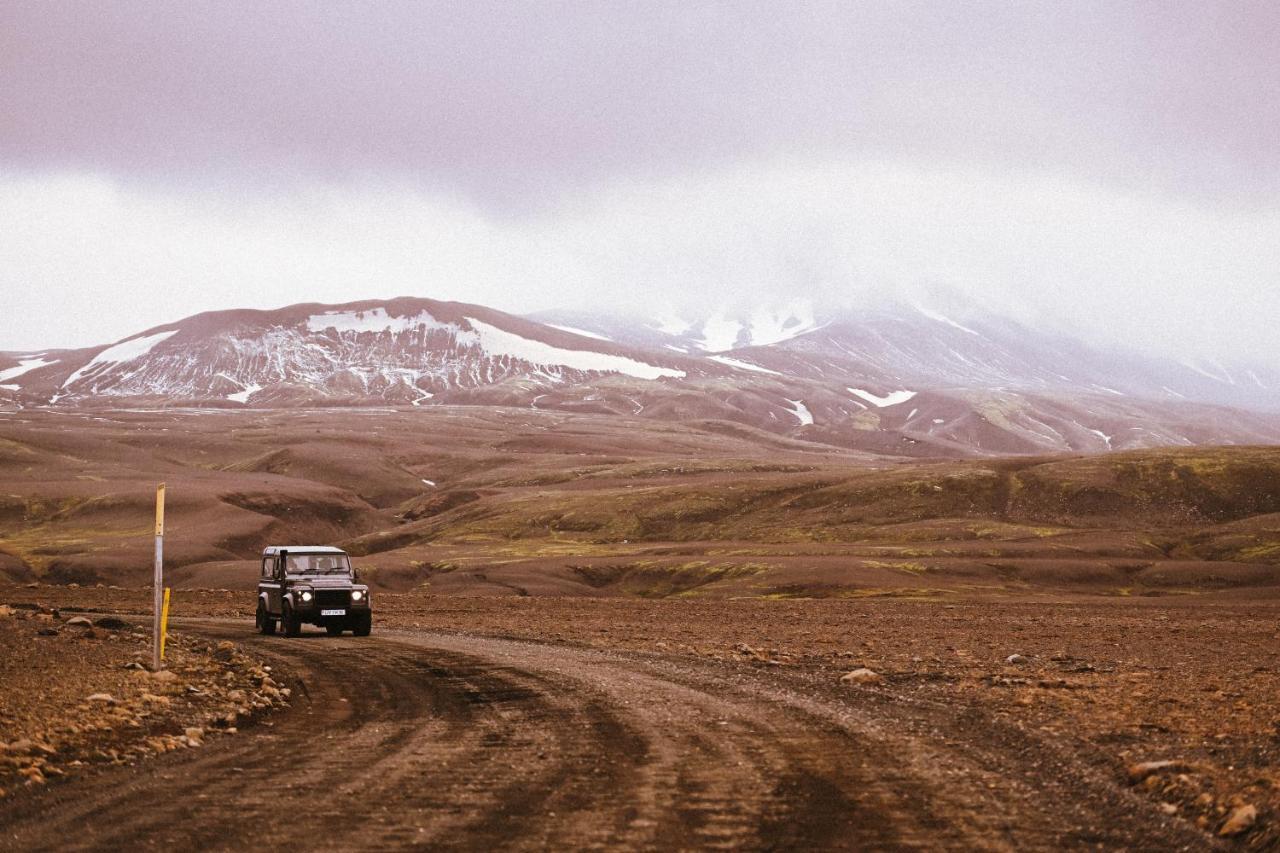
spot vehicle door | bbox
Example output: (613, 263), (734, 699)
(261, 555), (283, 615)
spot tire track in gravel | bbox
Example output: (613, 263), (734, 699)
(0, 621), (1212, 852)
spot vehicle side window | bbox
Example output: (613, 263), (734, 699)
(261, 557), (272, 579)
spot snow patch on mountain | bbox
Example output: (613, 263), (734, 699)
(849, 388), (917, 408)
(305, 308), (456, 336)
(0, 357), (59, 383)
(707, 355), (782, 376)
(1180, 358), (1237, 386)
(465, 319), (684, 380)
(652, 313), (693, 336)
(62, 330), (179, 389)
(227, 383), (263, 403)
(748, 302), (819, 346)
(915, 304), (981, 336)
(784, 398), (814, 426)
(547, 324), (611, 342)
(699, 315), (743, 352)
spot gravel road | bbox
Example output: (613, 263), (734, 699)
(0, 621), (1213, 851)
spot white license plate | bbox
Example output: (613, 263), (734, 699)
(321, 609), (346, 617)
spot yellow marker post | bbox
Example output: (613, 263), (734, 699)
(160, 587), (171, 660)
(152, 484), (165, 671)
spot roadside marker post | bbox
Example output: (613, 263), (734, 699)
(160, 587), (171, 660)
(153, 483), (165, 671)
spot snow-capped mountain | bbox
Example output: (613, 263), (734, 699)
(528, 300), (823, 355)
(4, 296), (1280, 457)
(0, 298), (698, 408)
(534, 301), (1280, 413)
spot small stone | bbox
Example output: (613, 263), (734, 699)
(1158, 802), (1178, 815)
(184, 727), (205, 742)
(0, 605), (13, 619)
(1005, 654), (1029, 665)
(65, 616), (93, 628)
(123, 662), (145, 670)
(94, 616), (132, 631)
(1127, 760), (1195, 784)
(37, 627), (58, 636)
(86, 693), (117, 704)
(840, 668), (883, 686)
(1219, 804), (1257, 837)
(8, 739), (34, 755)
(148, 670), (178, 682)
(212, 641), (236, 662)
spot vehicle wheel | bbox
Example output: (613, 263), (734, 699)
(325, 624), (344, 636)
(256, 601), (277, 635)
(281, 602), (301, 637)
(353, 614), (371, 637)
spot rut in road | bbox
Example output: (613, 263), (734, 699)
(0, 623), (1211, 852)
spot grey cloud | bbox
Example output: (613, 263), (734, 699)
(2, 1), (1278, 209)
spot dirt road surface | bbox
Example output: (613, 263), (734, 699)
(0, 620), (1213, 851)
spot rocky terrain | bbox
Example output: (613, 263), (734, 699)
(1, 585), (1275, 849)
(0, 599), (289, 800)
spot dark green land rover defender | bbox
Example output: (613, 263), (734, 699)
(255, 546), (371, 637)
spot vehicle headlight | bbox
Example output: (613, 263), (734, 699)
(351, 590), (364, 601)
(300, 591), (313, 602)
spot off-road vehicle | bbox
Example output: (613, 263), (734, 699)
(255, 546), (372, 637)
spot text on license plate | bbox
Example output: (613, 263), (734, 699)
(321, 609), (346, 616)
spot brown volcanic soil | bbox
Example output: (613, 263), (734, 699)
(2, 408), (1280, 600)
(0, 602), (288, 801)
(2, 408), (1279, 847)
(2, 587), (1276, 849)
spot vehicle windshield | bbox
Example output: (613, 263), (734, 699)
(285, 553), (351, 575)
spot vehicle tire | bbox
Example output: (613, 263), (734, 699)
(353, 614), (371, 637)
(281, 602), (301, 637)
(325, 624), (344, 636)
(256, 601), (277, 635)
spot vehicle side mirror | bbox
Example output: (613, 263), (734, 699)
(352, 568), (360, 581)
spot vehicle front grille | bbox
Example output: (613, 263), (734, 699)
(315, 589), (350, 609)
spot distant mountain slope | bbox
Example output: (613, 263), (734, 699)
(532, 302), (1280, 412)
(3, 296), (1280, 458)
(0, 298), (701, 408)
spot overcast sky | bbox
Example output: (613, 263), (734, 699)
(2, 1), (1278, 364)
